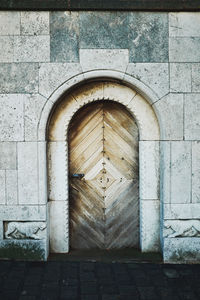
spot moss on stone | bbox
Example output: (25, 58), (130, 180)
(0, 241), (45, 261)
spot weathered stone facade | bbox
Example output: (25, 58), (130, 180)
(0, 11), (200, 262)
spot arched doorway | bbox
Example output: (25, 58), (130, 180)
(46, 80), (160, 254)
(69, 101), (139, 249)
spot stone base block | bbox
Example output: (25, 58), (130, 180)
(0, 239), (48, 261)
(163, 238), (200, 264)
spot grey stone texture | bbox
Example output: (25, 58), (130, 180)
(164, 238), (200, 263)
(128, 12), (168, 62)
(153, 94), (184, 140)
(0, 170), (6, 204)
(80, 49), (129, 72)
(0, 142), (16, 169)
(79, 12), (129, 49)
(6, 170), (18, 205)
(0, 12), (20, 35)
(184, 94), (200, 140)
(0, 205), (46, 221)
(39, 63), (82, 98)
(18, 142), (38, 205)
(21, 12), (49, 35)
(192, 64), (200, 92)
(50, 12), (79, 62)
(170, 63), (192, 93)
(171, 142), (191, 204)
(0, 63), (38, 93)
(0, 95), (24, 141)
(24, 94), (47, 141)
(192, 142), (200, 203)
(14, 36), (50, 62)
(127, 63), (169, 98)
(169, 37), (200, 62)
(169, 13), (200, 37)
(0, 36), (14, 62)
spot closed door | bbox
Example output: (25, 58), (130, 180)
(69, 101), (139, 249)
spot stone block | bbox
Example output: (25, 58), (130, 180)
(14, 36), (50, 62)
(140, 200), (160, 252)
(21, 12), (49, 35)
(192, 142), (200, 203)
(4, 221), (46, 240)
(49, 201), (69, 253)
(171, 142), (191, 203)
(0, 36), (14, 62)
(72, 82), (104, 106)
(0, 95), (24, 141)
(0, 239), (47, 260)
(128, 94), (159, 140)
(169, 38), (200, 62)
(0, 171), (5, 205)
(24, 94), (46, 141)
(80, 49), (128, 72)
(0, 221), (3, 239)
(160, 142), (171, 204)
(6, 170), (18, 205)
(170, 63), (191, 92)
(192, 64), (200, 92)
(153, 94), (183, 140)
(164, 203), (200, 219)
(79, 11), (129, 49)
(39, 63), (82, 98)
(128, 12), (168, 62)
(0, 142), (16, 169)
(18, 142), (38, 205)
(164, 219), (200, 238)
(0, 12), (20, 35)
(126, 63), (169, 98)
(163, 238), (200, 263)
(38, 142), (47, 204)
(48, 142), (68, 201)
(139, 141), (159, 200)
(103, 82), (136, 105)
(50, 12), (79, 62)
(0, 63), (38, 93)
(0, 205), (46, 221)
(169, 13), (200, 37)
(184, 94), (200, 140)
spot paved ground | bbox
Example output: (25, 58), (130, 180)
(0, 259), (200, 300)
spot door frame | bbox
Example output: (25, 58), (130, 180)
(43, 78), (160, 254)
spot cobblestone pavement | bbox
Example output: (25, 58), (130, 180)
(0, 260), (200, 300)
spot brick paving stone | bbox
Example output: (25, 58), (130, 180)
(81, 295), (99, 300)
(102, 295), (120, 300)
(100, 284), (118, 294)
(0, 260), (200, 299)
(119, 284), (139, 296)
(81, 282), (97, 294)
(138, 286), (160, 300)
(19, 296), (37, 300)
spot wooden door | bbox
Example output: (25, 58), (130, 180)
(69, 101), (139, 249)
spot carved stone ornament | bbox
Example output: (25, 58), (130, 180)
(164, 220), (200, 238)
(5, 222), (46, 240)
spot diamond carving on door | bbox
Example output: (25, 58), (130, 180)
(69, 101), (139, 249)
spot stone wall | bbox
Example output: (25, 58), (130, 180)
(0, 11), (200, 262)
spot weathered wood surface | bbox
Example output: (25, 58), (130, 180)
(69, 101), (139, 250)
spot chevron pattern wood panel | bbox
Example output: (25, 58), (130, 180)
(69, 101), (139, 249)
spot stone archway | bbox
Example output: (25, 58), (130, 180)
(46, 80), (160, 254)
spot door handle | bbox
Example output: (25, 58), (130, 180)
(71, 174), (84, 179)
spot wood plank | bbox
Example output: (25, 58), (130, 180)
(69, 100), (139, 250)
